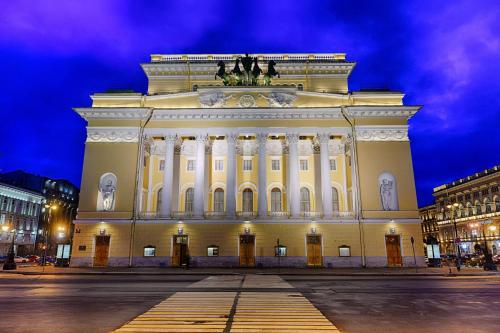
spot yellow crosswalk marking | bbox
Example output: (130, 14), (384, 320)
(113, 276), (340, 333)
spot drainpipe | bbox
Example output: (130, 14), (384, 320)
(340, 106), (366, 268)
(128, 108), (154, 267)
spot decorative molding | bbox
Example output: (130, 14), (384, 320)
(86, 127), (139, 143)
(259, 92), (297, 107)
(345, 106), (420, 119)
(152, 108), (342, 121)
(75, 108), (150, 121)
(286, 133), (300, 145)
(198, 91), (234, 108)
(355, 126), (409, 142)
(237, 95), (256, 108)
(298, 139), (313, 156)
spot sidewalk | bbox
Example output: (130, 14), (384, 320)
(1, 264), (499, 276)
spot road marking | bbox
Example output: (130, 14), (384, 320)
(114, 292), (236, 332)
(231, 292), (339, 332)
(114, 275), (339, 332)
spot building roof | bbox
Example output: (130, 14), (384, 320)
(433, 165), (499, 193)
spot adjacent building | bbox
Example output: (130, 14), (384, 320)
(0, 171), (79, 257)
(71, 52), (424, 268)
(419, 165), (500, 257)
(0, 183), (44, 256)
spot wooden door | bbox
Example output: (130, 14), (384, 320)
(307, 235), (322, 267)
(172, 235), (188, 267)
(93, 235), (110, 267)
(239, 235), (255, 267)
(385, 235), (402, 267)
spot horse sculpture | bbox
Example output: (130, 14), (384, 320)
(263, 60), (280, 85)
(215, 60), (230, 86)
(251, 57), (262, 85)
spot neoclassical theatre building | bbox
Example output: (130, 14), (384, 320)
(71, 53), (424, 268)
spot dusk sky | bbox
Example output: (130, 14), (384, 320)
(1, 1), (499, 206)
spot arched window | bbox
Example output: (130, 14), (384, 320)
(475, 200), (482, 215)
(242, 189), (253, 212)
(332, 187), (339, 212)
(156, 188), (163, 212)
(214, 188), (224, 212)
(484, 198), (491, 213)
(300, 187), (310, 213)
(185, 188), (194, 212)
(494, 196), (500, 212)
(271, 188), (282, 212)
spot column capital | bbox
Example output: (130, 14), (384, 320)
(226, 133), (239, 145)
(195, 133), (208, 144)
(164, 134), (178, 144)
(256, 133), (269, 145)
(317, 132), (331, 144)
(286, 133), (300, 144)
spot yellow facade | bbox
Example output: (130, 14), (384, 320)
(71, 53), (424, 268)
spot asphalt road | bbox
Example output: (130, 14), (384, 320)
(0, 274), (498, 333)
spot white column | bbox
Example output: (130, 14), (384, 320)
(341, 143), (348, 212)
(257, 133), (268, 217)
(287, 133), (300, 218)
(226, 133), (237, 217)
(347, 135), (360, 216)
(318, 133), (333, 219)
(160, 134), (177, 217)
(193, 134), (207, 217)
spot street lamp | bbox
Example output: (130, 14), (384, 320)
(42, 204), (58, 268)
(2, 223), (17, 270)
(446, 202), (461, 271)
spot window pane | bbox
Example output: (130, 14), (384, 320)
(215, 160), (224, 171)
(271, 188), (282, 212)
(243, 160), (252, 171)
(187, 160), (195, 171)
(159, 159), (165, 171)
(300, 159), (308, 171)
(329, 159), (336, 171)
(157, 188), (163, 212)
(243, 189), (253, 212)
(214, 189), (224, 212)
(272, 160), (280, 171)
(332, 187), (339, 212)
(185, 188), (194, 212)
(300, 188), (310, 212)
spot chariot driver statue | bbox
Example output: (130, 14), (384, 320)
(240, 53), (254, 85)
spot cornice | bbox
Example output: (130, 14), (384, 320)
(152, 107), (342, 120)
(355, 125), (409, 142)
(345, 106), (421, 119)
(86, 127), (139, 143)
(75, 107), (151, 121)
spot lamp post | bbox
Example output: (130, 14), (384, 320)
(42, 204), (57, 269)
(2, 222), (17, 270)
(446, 203), (461, 271)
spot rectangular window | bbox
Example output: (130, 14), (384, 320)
(299, 159), (308, 171)
(144, 246), (156, 257)
(275, 245), (287, 257)
(187, 160), (195, 171)
(271, 160), (280, 171)
(339, 245), (351, 257)
(214, 160), (224, 171)
(207, 245), (219, 256)
(243, 160), (252, 171)
(159, 159), (165, 171)
(329, 159), (337, 171)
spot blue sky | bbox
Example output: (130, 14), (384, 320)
(0, 0), (499, 206)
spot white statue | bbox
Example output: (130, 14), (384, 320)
(259, 92), (296, 107)
(198, 92), (234, 108)
(97, 173), (117, 211)
(379, 173), (398, 211)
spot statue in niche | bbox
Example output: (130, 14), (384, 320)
(379, 172), (398, 211)
(97, 173), (117, 211)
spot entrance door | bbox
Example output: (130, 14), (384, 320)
(385, 235), (402, 267)
(307, 235), (322, 267)
(239, 235), (255, 267)
(172, 235), (189, 267)
(94, 235), (110, 267)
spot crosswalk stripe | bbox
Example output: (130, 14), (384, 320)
(113, 276), (340, 333)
